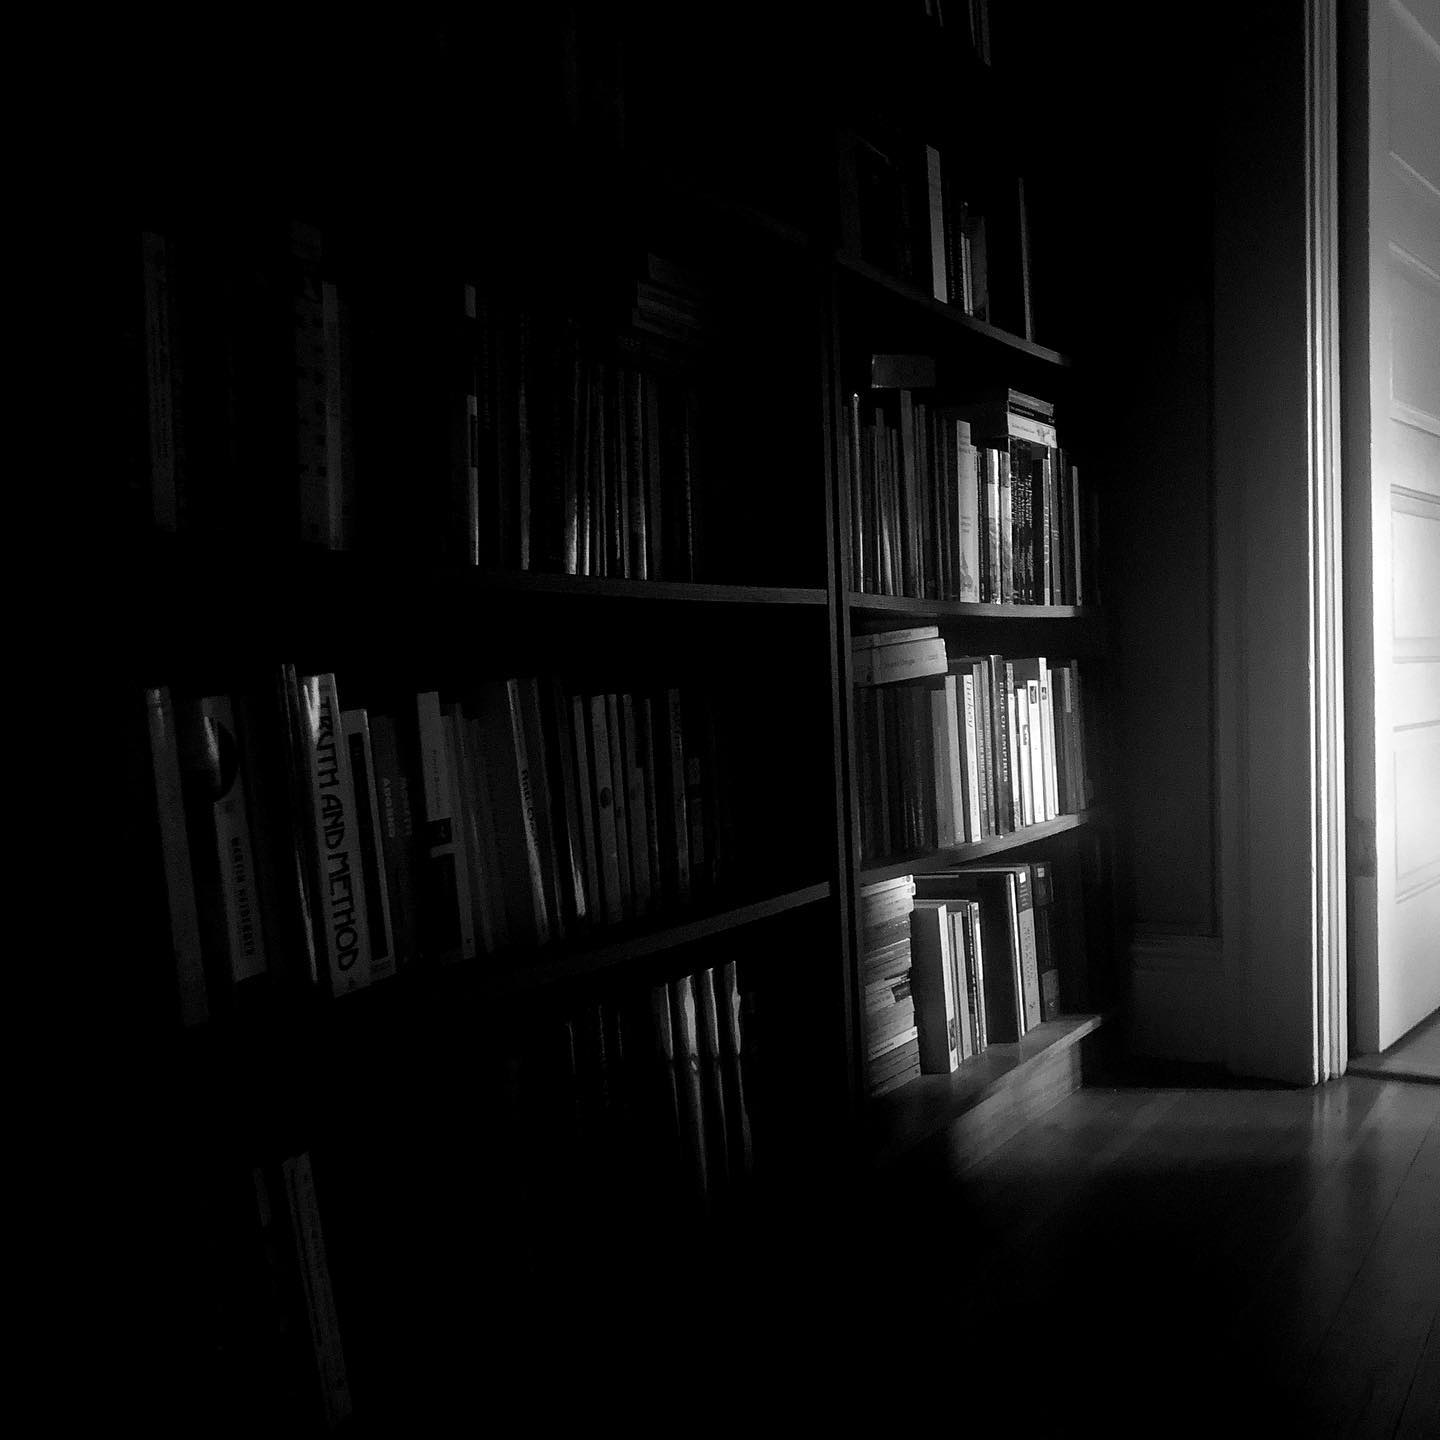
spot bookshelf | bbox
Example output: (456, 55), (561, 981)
(107, 3), (1118, 1431)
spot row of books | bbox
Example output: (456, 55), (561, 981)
(504, 964), (756, 1222)
(140, 672), (730, 1025)
(862, 857), (1070, 1096)
(450, 265), (707, 579)
(852, 630), (1093, 863)
(126, 226), (709, 579)
(842, 131), (1032, 337)
(848, 376), (1092, 605)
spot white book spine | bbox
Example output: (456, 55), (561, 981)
(961, 671), (982, 843)
(1038, 659), (1058, 820)
(1015, 681), (1034, 827)
(201, 695), (268, 985)
(954, 420), (980, 603)
(302, 674), (372, 993)
(926, 144), (948, 304)
(1026, 678), (1046, 826)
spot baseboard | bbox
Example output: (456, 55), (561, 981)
(1127, 932), (1228, 1064)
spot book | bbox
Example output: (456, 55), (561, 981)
(695, 966), (732, 1194)
(1031, 858), (1063, 1022)
(670, 973), (710, 1206)
(179, 694), (269, 995)
(473, 679), (551, 946)
(716, 961), (754, 1179)
(340, 710), (397, 985)
(946, 905), (976, 1059)
(268, 1152), (352, 1431)
(144, 686), (208, 1025)
(298, 673), (373, 994)
(852, 635), (949, 687)
(910, 900), (962, 1072)
(413, 690), (469, 965)
(586, 693), (624, 925)
(367, 714), (419, 971)
(913, 867), (1032, 1041)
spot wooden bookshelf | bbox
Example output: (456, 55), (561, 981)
(107, 4), (1121, 1429)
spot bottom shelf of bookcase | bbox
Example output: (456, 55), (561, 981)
(868, 1013), (1104, 1169)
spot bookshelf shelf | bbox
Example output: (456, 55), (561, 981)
(859, 810), (1108, 886)
(834, 251), (1072, 368)
(482, 880), (835, 996)
(868, 1013), (1103, 1167)
(470, 571), (829, 609)
(848, 593), (1096, 622)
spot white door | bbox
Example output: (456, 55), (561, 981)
(1348, 0), (1440, 1054)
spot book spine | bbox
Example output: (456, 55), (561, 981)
(960, 671), (982, 843)
(1013, 867), (1043, 1031)
(695, 966), (732, 1195)
(670, 974), (710, 1206)
(947, 907), (974, 1059)
(140, 231), (182, 532)
(457, 711), (504, 954)
(145, 686), (208, 1025)
(414, 690), (467, 964)
(300, 673), (373, 993)
(910, 903), (961, 1073)
(200, 694), (269, 986)
(569, 694), (602, 925)
(588, 693), (624, 925)
(987, 654), (1013, 834)
(852, 637), (950, 687)
(456, 283), (482, 566)
(604, 692), (634, 917)
(291, 223), (329, 548)
(368, 714), (418, 971)
(517, 677), (564, 940)
(717, 961), (754, 1177)
(281, 1153), (353, 1431)
(342, 710), (397, 985)
(620, 694), (653, 918)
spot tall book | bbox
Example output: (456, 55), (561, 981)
(143, 686), (208, 1026)
(473, 679), (551, 946)
(670, 973), (710, 1207)
(269, 1152), (352, 1431)
(413, 690), (470, 965)
(340, 710), (397, 985)
(176, 694), (269, 997)
(1030, 858), (1063, 1022)
(298, 673), (373, 994)
(367, 713), (419, 972)
(910, 900), (962, 1073)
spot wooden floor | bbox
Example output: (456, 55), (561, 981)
(1351, 1010), (1440, 1083)
(389, 1072), (1440, 1437)
(858, 1072), (1440, 1439)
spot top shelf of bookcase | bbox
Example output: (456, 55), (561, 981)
(834, 251), (1072, 368)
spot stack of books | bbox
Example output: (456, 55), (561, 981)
(861, 876), (920, 1095)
